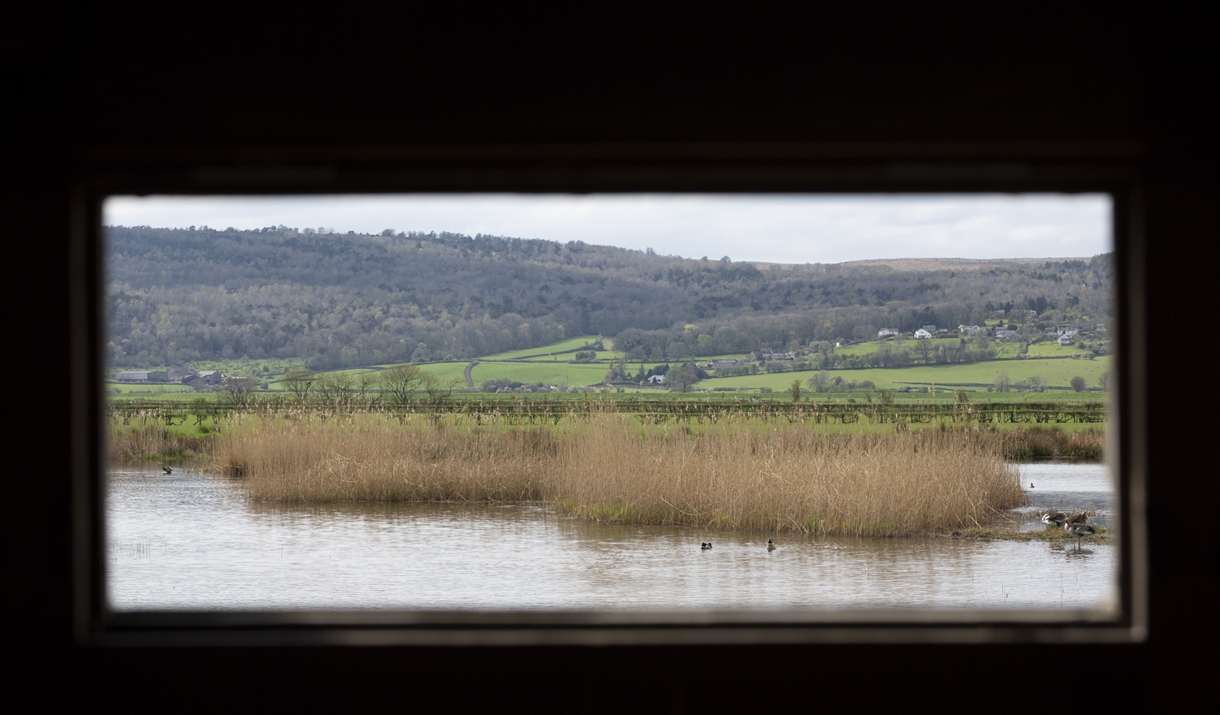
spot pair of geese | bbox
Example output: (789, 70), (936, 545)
(1042, 510), (1096, 548)
(701, 539), (777, 551)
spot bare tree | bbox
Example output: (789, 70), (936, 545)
(1098, 371), (1110, 391)
(221, 374), (257, 408)
(282, 369), (315, 403)
(420, 371), (460, 406)
(993, 372), (1011, 392)
(379, 364), (423, 407)
(316, 372), (354, 403)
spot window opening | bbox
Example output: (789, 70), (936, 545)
(96, 192), (1124, 632)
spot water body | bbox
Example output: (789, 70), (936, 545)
(107, 463), (1116, 611)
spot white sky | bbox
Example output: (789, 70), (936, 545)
(104, 194), (1111, 264)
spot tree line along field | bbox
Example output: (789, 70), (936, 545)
(107, 331), (1112, 402)
(702, 355), (1112, 394)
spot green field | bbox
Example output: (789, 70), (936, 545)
(106, 381), (198, 395)
(469, 361), (615, 386)
(479, 335), (608, 360)
(698, 355), (1112, 392)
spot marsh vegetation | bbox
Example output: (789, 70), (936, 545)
(211, 412), (1027, 536)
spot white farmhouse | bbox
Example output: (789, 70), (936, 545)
(914, 329), (932, 339)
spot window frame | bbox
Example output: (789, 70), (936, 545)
(71, 143), (1148, 646)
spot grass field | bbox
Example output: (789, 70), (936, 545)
(699, 355), (1112, 392)
(470, 361), (615, 386)
(106, 382), (198, 395)
(479, 335), (607, 360)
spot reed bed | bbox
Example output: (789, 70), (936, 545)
(215, 414), (1025, 536)
(109, 424), (213, 461)
(999, 426), (1104, 461)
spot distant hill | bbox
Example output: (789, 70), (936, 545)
(105, 225), (1112, 369)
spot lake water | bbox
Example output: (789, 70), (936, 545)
(107, 463), (1116, 611)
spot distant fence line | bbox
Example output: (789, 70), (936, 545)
(109, 396), (1106, 429)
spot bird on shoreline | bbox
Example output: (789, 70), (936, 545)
(1030, 482), (1035, 488)
(701, 542), (712, 550)
(161, 466), (173, 475)
(767, 539), (776, 552)
(1065, 520), (1096, 550)
(1041, 512), (1067, 526)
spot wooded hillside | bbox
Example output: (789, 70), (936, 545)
(106, 225), (1113, 368)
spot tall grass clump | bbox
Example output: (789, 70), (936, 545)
(215, 414), (1025, 536)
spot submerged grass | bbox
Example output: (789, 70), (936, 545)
(213, 414), (1026, 536)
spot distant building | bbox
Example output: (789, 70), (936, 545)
(958, 324), (981, 336)
(115, 370), (168, 383)
(994, 329), (1022, 342)
(647, 374), (665, 384)
(196, 370), (223, 384)
(877, 328), (900, 338)
(921, 324), (937, 333)
(914, 329), (932, 339)
(1058, 335), (1074, 346)
(703, 359), (744, 369)
(167, 366), (195, 383)
(748, 350), (796, 362)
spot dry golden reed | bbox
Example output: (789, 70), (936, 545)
(214, 413), (1025, 536)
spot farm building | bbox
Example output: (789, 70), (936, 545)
(115, 370), (167, 383)
(914, 329), (932, 339)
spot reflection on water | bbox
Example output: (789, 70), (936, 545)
(108, 464), (1117, 611)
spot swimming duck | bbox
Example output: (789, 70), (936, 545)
(766, 539), (776, 552)
(701, 542), (712, 550)
(1064, 520), (1096, 549)
(1041, 512), (1067, 526)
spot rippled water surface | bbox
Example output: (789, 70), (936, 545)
(108, 464), (1116, 611)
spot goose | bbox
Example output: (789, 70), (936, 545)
(1064, 520), (1096, 549)
(701, 542), (712, 550)
(1068, 512), (1089, 525)
(1041, 512), (1067, 526)
(161, 466), (173, 475)
(766, 539), (776, 552)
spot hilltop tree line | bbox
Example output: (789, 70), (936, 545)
(106, 225), (1113, 369)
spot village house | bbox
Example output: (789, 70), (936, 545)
(1058, 334), (1075, 346)
(647, 374), (665, 385)
(958, 324), (981, 336)
(877, 328), (900, 338)
(748, 349), (796, 362)
(702, 359), (743, 369)
(994, 329), (1022, 342)
(914, 329), (932, 339)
